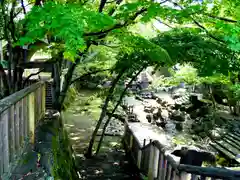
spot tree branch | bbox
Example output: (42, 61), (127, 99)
(108, 0), (123, 16)
(0, 63), (10, 96)
(99, 0), (107, 13)
(204, 13), (238, 23)
(22, 68), (44, 87)
(9, 0), (17, 42)
(169, 1), (225, 44)
(84, 8), (147, 37)
(21, 0), (26, 14)
(70, 68), (111, 85)
(155, 18), (174, 29)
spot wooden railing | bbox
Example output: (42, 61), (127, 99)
(123, 123), (240, 180)
(0, 82), (46, 178)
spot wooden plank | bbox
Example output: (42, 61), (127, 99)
(228, 132), (240, 142)
(15, 102), (20, 151)
(224, 135), (240, 149)
(148, 145), (155, 180)
(0, 119), (3, 175)
(153, 146), (159, 179)
(222, 137), (240, 153)
(9, 106), (15, 161)
(2, 110), (9, 173)
(210, 142), (236, 159)
(19, 99), (24, 145)
(216, 139), (240, 156)
(165, 163), (172, 180)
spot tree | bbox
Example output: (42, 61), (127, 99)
(85, 34), (172, 157)
(1, 0), (237, 109)
(152, 28), (240, 77)
(15, 0), (176, 111)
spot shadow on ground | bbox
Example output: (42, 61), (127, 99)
(62, 112), (142, 180)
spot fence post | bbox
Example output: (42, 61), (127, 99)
(148, 144), (155, 180)
(28, 93), (35, 144)
(14, 103), (20, 152)
(137, 149), (142, 169)
(2, 110), (10, 173)
(129, 135), (133, 149)
(9, 106), (15, 162)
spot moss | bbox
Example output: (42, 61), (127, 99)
(51, 130), (78, 180)
(62, 86), (78, 110)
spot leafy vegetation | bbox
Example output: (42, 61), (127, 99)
(1, 0), (240, 177)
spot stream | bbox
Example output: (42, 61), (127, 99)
(124, 90), (209, 150)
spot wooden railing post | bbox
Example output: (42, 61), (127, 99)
(137, 149), (142, 169)
(28, 92), (35, 144)
(2, 110), (10, 173)
(19, 99), (24, 145)
(14, 103), (20, 152)
(9, 106), (15, 162)
(148, 144), (155, 180)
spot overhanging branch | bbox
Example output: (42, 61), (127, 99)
(84, 8), (147, 37)
(204, 13), (238, 23)
(70, 68), (111, 85)
(169, 0), (225, 44)
(23, 68), (44, 87)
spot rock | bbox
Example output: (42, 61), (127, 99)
(175, 122), (183, 131)
(156, 98), (162, 104)
(151, 93), (158, 99)
(173, 104), (181, 110)
(161, 101), (168, 107)
(156, 120), (166, 128)
(189, 110), (198, 119)
(146, 114), (153, 123)
(210, 129), (221, 140)
(172, 94), (181, 99)
(161, 109), (169, 119)
(179, 106), (186, 111)
(153, 108), (162, 121)
(144, 105), (153, 113)
(170, 110), (185, 122)
(172, 88), (187, 97)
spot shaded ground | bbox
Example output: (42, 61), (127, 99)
(62, 90), (141, 180)
(10, 112), (61, 180)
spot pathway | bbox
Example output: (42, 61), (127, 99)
(62, 94), (142, 180)
(10, 111), (61, 180)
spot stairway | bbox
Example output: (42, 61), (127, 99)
(45, 81), (53, 110)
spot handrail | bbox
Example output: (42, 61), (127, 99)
(124, 121), (240, 180)
(0, 81), (46, 178)
(178, 164), (240, 178)
(0, 81), (44, 115)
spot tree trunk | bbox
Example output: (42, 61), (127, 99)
(52, 62), (61, 111)
(0, 64), (10, 97)
(56, 48), (90, 111)
(95, 66), (145, 154)
(85, 68), (126, 158)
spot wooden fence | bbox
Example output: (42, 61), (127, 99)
(123, 123), (240, 180)
(0, 82), (46, 178)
